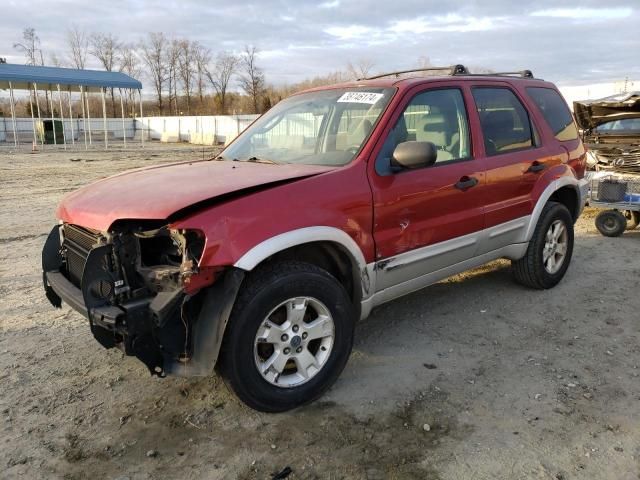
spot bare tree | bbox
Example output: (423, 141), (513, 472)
(119, 43), (142, 115)
(139, 32), (168, 114)
(346, 59), (375, 79)
(166, 38), (181, 115)
(90, 33), (121, 115)
(178, 39), (196, 115)
(119, 44), (141, 78)
(238, 45), (265, 114)
(13, 27), (43, 66)
(206, 51), (239, 115)
(14, 28), (49, 115)
(194, 43), (211, 109)
(67, 26), (89, 69)
(90, 33), (120, 71)
(283, 69), (350, 95)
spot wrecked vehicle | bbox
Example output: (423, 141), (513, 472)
(43, 65), (588, 412)
(574, 91), (640, 174)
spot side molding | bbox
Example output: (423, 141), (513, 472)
(361, 243), (528, 319)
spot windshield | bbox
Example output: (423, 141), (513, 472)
(595, 118), (640, 134)
(221, 87), (395, 166)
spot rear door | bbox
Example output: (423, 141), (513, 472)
(369, 84), (486, 291)
(469, 83), (551, 250)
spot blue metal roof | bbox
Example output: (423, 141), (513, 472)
(0, 63), (142, 91)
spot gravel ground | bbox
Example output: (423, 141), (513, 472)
(1, 145), (639, 480)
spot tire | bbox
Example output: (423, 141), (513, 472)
(623, 210), (640, 230)
(595, 210), (626, 237)
(218, 261), (355, 412)
(512, 202), (574, 289)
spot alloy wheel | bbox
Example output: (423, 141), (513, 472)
(253, 297), (335, 388)
(543, 219), (568, 274)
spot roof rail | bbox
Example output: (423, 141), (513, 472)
(360, 64), (469, 81)
(360, 65), (537, 81)
(463, 70), (535, 78)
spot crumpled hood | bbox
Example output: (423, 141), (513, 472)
(57, 159), (335, 231)
(574, 91), (640, 130)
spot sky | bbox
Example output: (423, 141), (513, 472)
(2, 0), (639, 93)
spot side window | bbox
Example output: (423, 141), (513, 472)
(526, 87), (579, 141)
(375, 88), (471, 174)
(472, 87), (534, 156)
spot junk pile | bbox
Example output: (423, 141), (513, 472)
(575, 92), (640, 175)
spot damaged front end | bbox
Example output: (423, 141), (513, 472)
(42, 223), (243, 377)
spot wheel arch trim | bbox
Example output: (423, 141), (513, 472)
(234, 226), (368, 272)
(525, 176), (582, 241)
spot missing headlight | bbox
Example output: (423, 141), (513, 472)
(129, 227), (206, 293)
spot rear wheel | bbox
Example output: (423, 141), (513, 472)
(512, 202), (574, 289)
(218, 261), (355, 412)
(595, 210), (626, 237)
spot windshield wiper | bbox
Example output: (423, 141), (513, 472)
(243, 156), (279, 165)
(216, 155), (278, 164)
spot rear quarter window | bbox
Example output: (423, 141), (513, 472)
(526, 87), (579, 141)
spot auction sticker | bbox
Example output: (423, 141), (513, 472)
(337, 92), (384, 104)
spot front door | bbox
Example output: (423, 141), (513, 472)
(369, 86), (486, 291)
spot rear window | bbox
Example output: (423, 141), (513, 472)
(527, 87), (578, 141)
(472, 87), (534, 156)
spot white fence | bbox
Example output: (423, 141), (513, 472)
(142, 115), (258, 144)
(0, 114), (259, 148)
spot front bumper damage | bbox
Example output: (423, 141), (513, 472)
(585, 145), (640, 174)
(42, 224), (244, 377)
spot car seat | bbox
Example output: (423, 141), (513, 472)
(481, 110), (531, 154)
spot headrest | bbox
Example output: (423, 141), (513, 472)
(416, 114), (447, 144)
(419, 113), (446, 128)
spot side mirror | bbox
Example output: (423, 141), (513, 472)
(391, 141), (438, 170)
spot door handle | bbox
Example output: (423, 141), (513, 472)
(455, 176), (479, 190)
(527, 161), (546, 173)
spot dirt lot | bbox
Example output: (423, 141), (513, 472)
(1, 145), (639, 480)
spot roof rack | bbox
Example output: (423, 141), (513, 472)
(477, 70), (534, 78)
(360, 64), (468, 80)
(360, 64), (536, 81)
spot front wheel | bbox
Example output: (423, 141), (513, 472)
(512, 202), (574, 289)
(218, 261), (355, 412)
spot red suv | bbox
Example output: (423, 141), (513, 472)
(43, 65), (588, 412)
